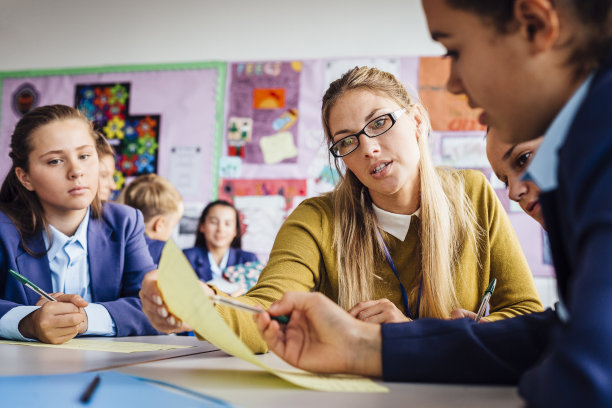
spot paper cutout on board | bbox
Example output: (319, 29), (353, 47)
(228, 61), (301, 164)
(0, 338), (193, 353)
(12, 82), (38, 116)
(272, 108), (298, 132)
(259, 131), (298, 164)
(168, 145), (204, 200)
(440, 134), (489, 168)
(218, 156), (243, 178)
(233, 195), (287, 254)
(157, 239), (387, 393)
(253, 88), (286, 109)
(227, 117), (253, 158)
(219, 179), (307, 211)
(418, 58), (486, 132)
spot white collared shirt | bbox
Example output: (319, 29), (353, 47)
(372, 203), (420, 241)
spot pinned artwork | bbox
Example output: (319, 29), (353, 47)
(227, 117), (253, 158)
(75, 83), (161, 192)
(259, 131), (298, 164)
(227, 61), (301, 164)
(11, 83), (38, 116)
(418, 57), (486, 132)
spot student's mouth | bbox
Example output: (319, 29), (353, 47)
(69, 186), (88, 195)
(527, 200), (540, 215)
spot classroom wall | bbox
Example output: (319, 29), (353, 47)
(0, 0), (557, 308)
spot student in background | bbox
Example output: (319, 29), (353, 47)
(117, 173), (184, 264)
(141, 66), (543, 352)
(96, 136), (117, 202)
(0, 104), (158, 344)
(183, 201), (258, 296)
(255, 0), (612, 406)
(486, 130), (545, 228)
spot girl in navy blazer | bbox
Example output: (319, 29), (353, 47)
(183, 200), (258, 296)
(0, 104), (158, 344)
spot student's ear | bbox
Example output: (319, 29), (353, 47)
(151, 215), (166, 233)
(514, 0), (560, 53)
(14, 167), (34, 191)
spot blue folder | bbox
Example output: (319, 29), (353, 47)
(0, 370), (234, 407)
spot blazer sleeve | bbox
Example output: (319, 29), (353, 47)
(382, 309), (555, 384)
(94, 206), (159, 336)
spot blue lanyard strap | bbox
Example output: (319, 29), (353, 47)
(376, 228), (422, 320)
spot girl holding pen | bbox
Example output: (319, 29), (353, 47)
(140, 66), (543, 352)
(0, 105), (158, 344)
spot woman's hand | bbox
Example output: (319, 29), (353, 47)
(139, 270), (196, 333)
(348, 298), (411, 323)
(254, 292), (382, 377)
(450, 308), (490, 322)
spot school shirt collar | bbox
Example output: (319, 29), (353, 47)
(372, 203), (420, 242)
(43, 207), (90, 261)
(208, 249), (230, 279)
(523, 74), (595, 192)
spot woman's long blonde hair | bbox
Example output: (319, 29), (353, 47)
(322, 66), (482, 318)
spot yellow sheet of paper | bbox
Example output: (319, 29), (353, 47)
(259, 131), (298, 164)
(158, 240), (387, 393)
(0, 338), (193, 353)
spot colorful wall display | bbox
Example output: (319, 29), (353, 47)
(0, 57), (552, 278)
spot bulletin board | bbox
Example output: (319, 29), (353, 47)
(0, 57), (553, 278)
(0, 61), (226, 204)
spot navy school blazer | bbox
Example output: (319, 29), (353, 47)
(145, 236), (166, 266)
(0, 203), (159, 337)
(182, 246), (258, 282)
(380, 51), (612, 408)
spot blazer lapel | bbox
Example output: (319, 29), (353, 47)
(87, 214), (121, 302)
(15, 233), (52, 305)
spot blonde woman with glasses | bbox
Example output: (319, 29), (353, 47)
(140, 66), (542, 352)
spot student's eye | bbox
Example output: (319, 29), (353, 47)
(516, 152), (532, 168)
(79, 154), (91, 160)
(47, 159), (62, 165)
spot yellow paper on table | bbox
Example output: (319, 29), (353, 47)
(157, 239), (387, 393)
(0, 338), (192, 353)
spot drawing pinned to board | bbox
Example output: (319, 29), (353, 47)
(11, 83), (38, 116)
(227, 117), (253, 158)
(75, 82), (161, 192)
(259, 131), (298, 164)
(228, 61), (301, 164)
(218, 156), (242, 178)
(418, 57), (486, 132)
(219, 179), (307, 211)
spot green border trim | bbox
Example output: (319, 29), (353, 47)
(0, 61), (228, 201)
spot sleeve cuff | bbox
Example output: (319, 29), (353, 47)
(82, 303), (117, 336)
(0, 306), (40, 341)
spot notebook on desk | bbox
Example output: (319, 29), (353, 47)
(0, 370), (234, 407)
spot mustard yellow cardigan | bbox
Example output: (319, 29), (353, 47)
(214, 169), (543, 353)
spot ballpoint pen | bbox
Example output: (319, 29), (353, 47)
(79, 374), (101, 403)
(211, 295), (290, 324)
(8, 269), (57, 302)
(475, 278), (497, 322)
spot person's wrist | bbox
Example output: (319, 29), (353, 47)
(347, 321), (382, 377)
(18, 310), (37, 339)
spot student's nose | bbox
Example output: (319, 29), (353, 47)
(68, 159), (84, 179)
(446, 61), (465, 95)
(508, 177), (528, 202)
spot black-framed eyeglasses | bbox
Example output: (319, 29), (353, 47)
(329, 108), (407, 158)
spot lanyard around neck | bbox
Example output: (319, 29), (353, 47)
(376, 228), (422, 320)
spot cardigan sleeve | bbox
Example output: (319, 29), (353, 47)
(462, 170), (543, 321)
(214, 197), (332, 353)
